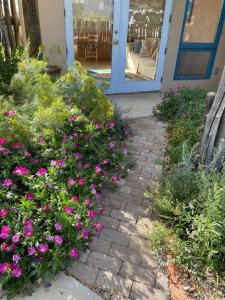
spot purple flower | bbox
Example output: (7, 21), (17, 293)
(25, 193), (35, 200)
(109, 142), (115, 150)
(77, 177), (84, 186)
(54, 235), (63, 245)
(12, 266), (22, 278)
(88, 210), (96, 219)
(55, 223), (62, 230)
(13, 166), (29, 176)
(95, 164), (101, 175)
(12, 233), (20, 243)
(64, 206), (74, 215)
(0, 263), (8, 275)
(46, 235), (54, 241)
(13, 255), (20, 263)
(68, 177), (75, 187)
(28, 246), (36, 256)
(81, 229), (89, 240)
(36, 168), (47, 176)
(70, 248), (78, 259)
(4, 110), (16, 117)
(2, 178), (13, 187)
(0, 208), (8, 218)
(38, 243), (49, 253)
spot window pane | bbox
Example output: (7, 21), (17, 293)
(125, 0), (165, 81)
(183, 0), (223, 43)
(73, 0), (114, 84)
(177, 51), (211, 77)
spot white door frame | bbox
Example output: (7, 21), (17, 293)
(64, 0), (174, 94)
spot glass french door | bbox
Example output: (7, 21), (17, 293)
(65, 0), (173, 94)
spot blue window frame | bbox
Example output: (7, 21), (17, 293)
(174, 0), (225, 80)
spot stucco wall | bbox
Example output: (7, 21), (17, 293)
(161, 0), (225, 91)
(38, 0), (67, 70)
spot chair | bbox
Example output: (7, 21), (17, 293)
(85, 34), (98, 63)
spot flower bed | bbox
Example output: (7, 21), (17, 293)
(0, 57), (128, 298)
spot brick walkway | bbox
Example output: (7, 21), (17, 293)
(66, 117), (168, 300)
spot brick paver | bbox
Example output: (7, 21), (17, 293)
(66, 117), (168, 299)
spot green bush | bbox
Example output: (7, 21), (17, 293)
(153, 88), (207, 163)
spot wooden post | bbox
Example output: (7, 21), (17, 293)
(22, 0), (41, 56)
(3, 0), (16, 50)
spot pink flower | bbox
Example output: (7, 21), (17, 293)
(72, 196), (78, 203)
(28, 246), (36, 256)
(57, 160), (64, 167)
(88, 210), (96, 219)
(2, 178), (13, 187)
(24, 220), (33, 229)
(84, 162), (90, 169)
(54, 235), (63, 245)
(12, 143), (23, 149)
(25, 193), (34, 200)
(43, 204), (50, 212)
(103, 159), (109, 165)
(77, 177), (84, 186)
(50, 160), (57, 166)
(74, 152), (81, 160)
(70, 248), (78, 259)
(12, 266), (22, 278)
(75, 223), (82, 230)
(13, 166), (29, 176)
(12, 233), (20, 243)
(55, 223), (62, 230)
(0, 226), (10, 239)
(64, 206), (74, 215)
(46, 235), (54, 241)
(38, 243), (49, 253)
(93, 222), (104, 233)
(95, 124), (102, 129)
(36, 168), (47, 176)
(68, 177), (75, 187)
(81, 229), (89, 240)
(0, 137), (7, 144)
(73, 143), (79, 148)
(3, 110), (16, 117)
(109, 142), (115, 149)
(70, 115), (77, 121)
(84, 198), (91, 206)
(0, 208), (8, 218)
(0, 263), (8, 275)
(13, 255), (20, 263)
(24, 229), (34, 237)
(24, 149), (31, 157)
(95, 164), (101, 174)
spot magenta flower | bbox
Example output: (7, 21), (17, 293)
(84, 198), (91, 206)
(12, 233), (20, 243)
(74, 152), (81, 160)
(4, 110), (16, 117)
(13, 255), (20, 263)
(2, 178), (13, 187)
(75, 223), (82, 230)
(0, 226), (10, 239)
(72, 196), (78, 203)
(55, 223), (62, 230)
(38, 243), (49, 253)
(27, 246), (36, 256)
(24, 229), (34, 237)
(93, 222), (104, 234)
(103, 159), (109, 165)
(0, 263), (8, 275)
(68, 177), (75, 187)
(95, 164), (101, 174)
(0, 208), (8, 218)
(70, 115), (77, 121)
(95, 124), (102, 129)
(24, 150), (31, 157)
(24, 220), (33, 229)
(64, 206), (74, 215)
(88, 210), (96, 219)
(73, 143), (79, 148)
(12, 266), (22, 278)
(36, 168), (47, 176)
(0, 137), (7, 144)
(70, 248), (78, 259)
(54, 235), (63, 245)
(81, 229), (89, 240)
(13, 166), (29, 176)
(57, 160), (64, 167)
(25, 193), (35, 200)
(77, 177), (84, 186)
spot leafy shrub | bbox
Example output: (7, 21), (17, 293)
(0, 47), (22, 96)
(0, 57), (128, 298)
(153, 88), (207, 163)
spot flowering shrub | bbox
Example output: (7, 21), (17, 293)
(0, 59), (128, 297)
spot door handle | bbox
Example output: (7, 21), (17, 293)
(112, 39), (119, 45)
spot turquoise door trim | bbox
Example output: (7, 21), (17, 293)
(174, 0), (225, 80)
(64, 0), (173, 94)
